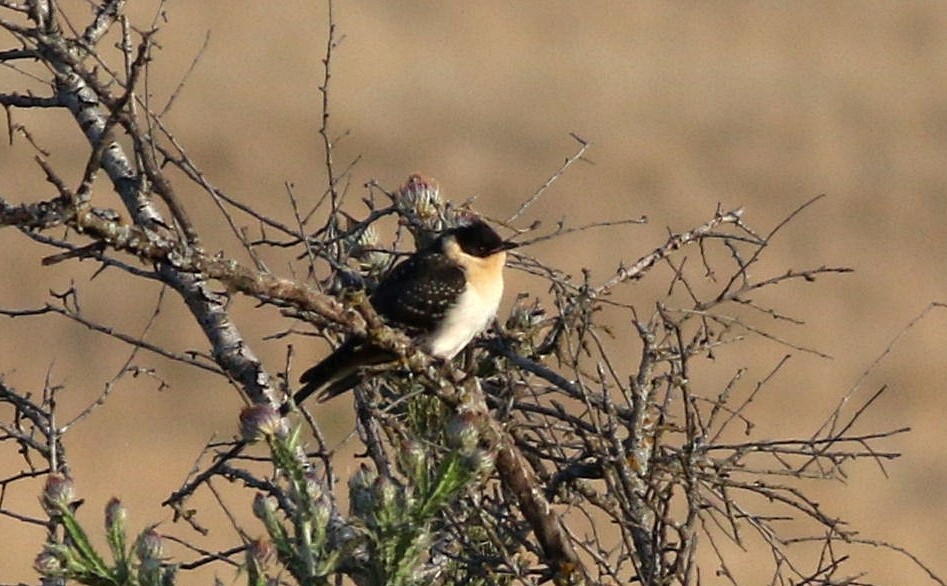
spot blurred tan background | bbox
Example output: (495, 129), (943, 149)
(2, 2), (947, 583)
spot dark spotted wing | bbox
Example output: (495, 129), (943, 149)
(370, 250), (465, 332)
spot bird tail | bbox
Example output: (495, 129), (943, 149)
(288, 340), (396, 410)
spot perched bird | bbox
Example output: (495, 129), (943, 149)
(292, 219), (518, 405)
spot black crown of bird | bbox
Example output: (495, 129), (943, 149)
(290, 217), (519, 407)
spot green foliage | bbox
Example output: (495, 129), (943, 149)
(345, 427), (493, 586)
(34, 404), (492, 586)
(245, 405), (493, 586)
(246, 407), (339, 585)
(34, 476), (175, 586)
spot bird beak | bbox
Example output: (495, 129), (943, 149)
(494, 240), (520, 252)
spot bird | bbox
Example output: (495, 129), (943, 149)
(291, 218), (518, 406)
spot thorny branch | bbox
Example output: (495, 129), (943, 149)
(0, 3), (943, 586)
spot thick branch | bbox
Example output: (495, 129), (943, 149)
(31, 26), (278, 404)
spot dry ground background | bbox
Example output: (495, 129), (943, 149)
(2, 2), (947, 583)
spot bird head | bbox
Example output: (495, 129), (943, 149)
(441, 219), (519, 258)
